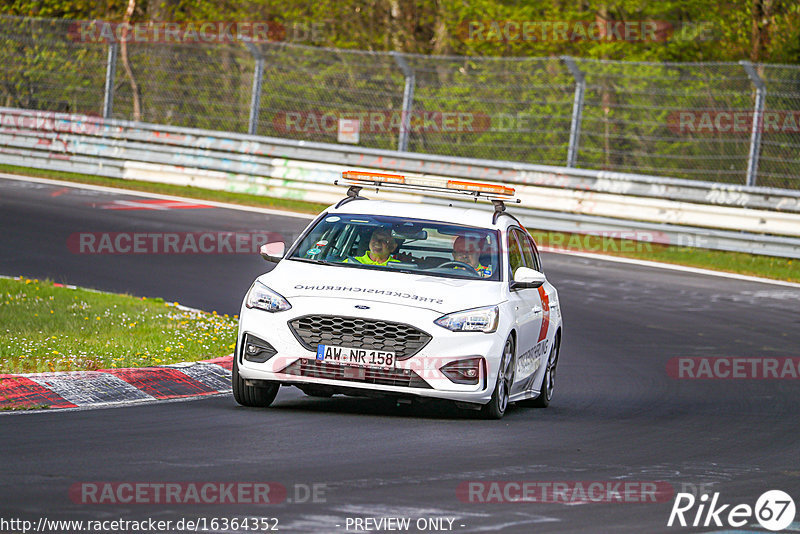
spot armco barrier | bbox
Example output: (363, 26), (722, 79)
(1, 107), (799, 258)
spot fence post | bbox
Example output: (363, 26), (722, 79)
(562, 56), (585, 168)
(245, 41), (264, 136)
(392, 52), (415, 152)
(102, 42), (119, 119)
(740, 60), (766, 187)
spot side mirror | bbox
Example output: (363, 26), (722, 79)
(260, 242), (285, 263)
(512, 266), (546, 289)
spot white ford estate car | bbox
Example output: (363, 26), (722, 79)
(234, 171), (562, 419)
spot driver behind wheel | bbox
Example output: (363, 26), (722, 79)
(452, 235), (493, 277)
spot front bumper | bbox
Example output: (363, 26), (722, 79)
(236, 297), (507, 404)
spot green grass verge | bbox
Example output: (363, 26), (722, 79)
(530, 232), (798, 283)
(1, 164), (797, 283)
(0, 276), (237, 373)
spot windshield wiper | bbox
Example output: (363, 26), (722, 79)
(288, 258), (367, 269)
(287, 257), (328, 265)
(384, 268), (417, 275)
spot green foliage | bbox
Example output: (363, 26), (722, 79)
(2, 0), (798, 62)
(0, 2), (798, 187)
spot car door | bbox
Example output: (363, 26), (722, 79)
(520, 230), (553, 340)
(521, 230), (558, 393)
(506, 228), (545, 395)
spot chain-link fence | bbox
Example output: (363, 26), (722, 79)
(1, 16), (799, 190)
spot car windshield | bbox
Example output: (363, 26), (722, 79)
(288, 214), (501, 281)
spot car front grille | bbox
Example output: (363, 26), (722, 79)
(280, 359), (431, 389)
(288, 315), (431, 361)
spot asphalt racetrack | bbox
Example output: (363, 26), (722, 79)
(1, 175), (799, 533)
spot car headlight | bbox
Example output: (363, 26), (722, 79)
(434, 305), (499, 333)
(245, 281), (291, 312)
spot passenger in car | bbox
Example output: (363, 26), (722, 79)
(349, 228), (400, 266)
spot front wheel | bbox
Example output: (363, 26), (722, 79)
(232, 357), (280, 407)
(481, 336), (515, 419)
(522, 337), (559, 408)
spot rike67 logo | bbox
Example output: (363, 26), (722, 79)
(668, 490), (796, 531)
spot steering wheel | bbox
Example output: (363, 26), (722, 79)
(437, 261), (481, 277)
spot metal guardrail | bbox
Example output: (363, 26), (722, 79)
(1, 107), (799, 259)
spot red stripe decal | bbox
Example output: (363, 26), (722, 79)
(537, 287), (550, 342)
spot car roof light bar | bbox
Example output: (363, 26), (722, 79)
(339, 170), (517, 202)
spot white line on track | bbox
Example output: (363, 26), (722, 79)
(2, 172), (797, 288)
(539, 246), (800, 288)
(0, 172), (315, 220)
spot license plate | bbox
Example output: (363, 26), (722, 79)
(316, 344), (396, 368)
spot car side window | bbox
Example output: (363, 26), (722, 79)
(511, 229), (533, 269)
(507, 231), (524, 278)
(529, 235), (542, 273)
(517, 230), (541, 272)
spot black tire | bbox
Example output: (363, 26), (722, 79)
(232, 356), (280, 407)
(481, 336), (515, 420)
(523, 337), (559, 408)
